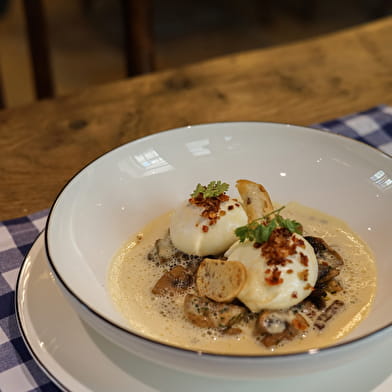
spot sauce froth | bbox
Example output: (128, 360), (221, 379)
(107, 202), (376, 355)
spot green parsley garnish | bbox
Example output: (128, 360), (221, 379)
(191, 180), (229, 198)
(235, 206), (302, 243)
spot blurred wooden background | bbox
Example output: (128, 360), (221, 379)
(0, 0), (391, 108)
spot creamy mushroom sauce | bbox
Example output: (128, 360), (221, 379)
(108, 202), (376, 355)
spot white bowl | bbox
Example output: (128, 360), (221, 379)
(45, 122), (392, 379)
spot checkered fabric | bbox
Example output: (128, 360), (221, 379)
(313, 105), (392, 155)
(0, 210), (56, 392)
(0, 105), (391, 392)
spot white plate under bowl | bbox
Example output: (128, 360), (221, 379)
(45, 122), (392, 378)
(15, 233), (392, 391)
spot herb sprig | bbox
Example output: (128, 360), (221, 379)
(191, 180), (229, 198)
(235, 206), (302, 244)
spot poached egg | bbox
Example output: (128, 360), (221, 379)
(225, 230), (318, 312)
(170, 198), (248, 256)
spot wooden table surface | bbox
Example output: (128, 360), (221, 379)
(1, 17), (392, 220)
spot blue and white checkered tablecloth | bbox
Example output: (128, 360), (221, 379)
(1, 105), (391, 392)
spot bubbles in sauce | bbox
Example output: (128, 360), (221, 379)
(108, 202), (376, 355)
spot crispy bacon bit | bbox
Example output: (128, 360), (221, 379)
(298, 269), (309, 281)
(189, 192), (229, 230)
(202, 225), (209, 232)
(265, 267), (283, 285)
(262, 228), (304, 268)
(300, 252), (309, 266)
(262, 228), (292, 264)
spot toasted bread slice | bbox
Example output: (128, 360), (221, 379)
(236, 179), (273, 222)
(196, 258), (247, 302)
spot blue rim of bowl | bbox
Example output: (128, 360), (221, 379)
(44, 121), (392, 360)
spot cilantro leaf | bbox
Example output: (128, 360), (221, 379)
(276, 215), (303, 234)
(191, 181), (229, 198)
(255, 220), (277, 243)
(235, 225), (253, 242)
(234, 226), (246, 242)
(234, 206), (303, 243)
(191, 184), (205, 198)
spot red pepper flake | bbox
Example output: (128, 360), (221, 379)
(300, 252), (309, 266)
(228, 205), (234, 210)
(202, 225), (209, 232)
(291, 291), (298, 298)
(265, 267), (284, 285)
(287, 269), (293, 274)
(235, 203), (240, 207)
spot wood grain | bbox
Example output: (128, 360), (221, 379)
(1, 17), (392, 219)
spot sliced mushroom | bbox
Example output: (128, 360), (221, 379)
(196, 258), (247, 303)
(236, 179), (274, 221)
(307, 287), (327, 310)
(317, 264), (340, 284)
(298, 300), (319, 319)
(314, 300), (344, 330)
(147, 231), (176, 264)
(152, 266), (193, 296)
(305, 236), (344, 268)
(223, 327), (243, 335)
(256, 311), (287, 334)
(148, 231), (202, 272)
(261, 327), (298, 347)
(255, 310), (309, 347)
(311, 264), (342, 304)
(183, 294), (247, 329)
(325, 279), (343, 294)
(156, 234), (177, 263)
